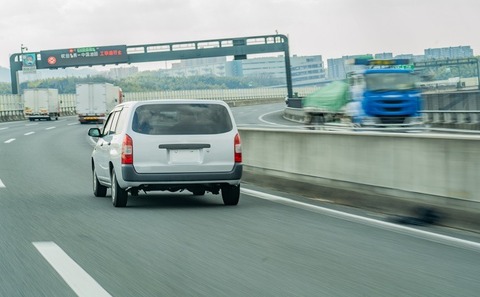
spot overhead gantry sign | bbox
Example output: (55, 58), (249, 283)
(10, 34), (293, 97)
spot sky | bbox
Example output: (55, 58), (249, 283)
(1, 0), (479, 71)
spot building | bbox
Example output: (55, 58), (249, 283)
(393, 54), (425, 62)
(327, 55), (373, 80)
(107, 66), (138, 79)
(229, 55), (326, 87)
(374, 52), (393, 59)
(162, 57), (226, 77)
(161, 55), (327, 87)
(424, 46), (473, 60)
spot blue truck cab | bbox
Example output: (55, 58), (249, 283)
(348, 59), (423, 127)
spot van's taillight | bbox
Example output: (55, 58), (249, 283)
(121, 134), (133, 164)
(234, 133), (242, 163)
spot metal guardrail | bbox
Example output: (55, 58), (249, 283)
(422, 110), (480, 124)
(2, 88), (480, 130)
(0, 88), (317, 122)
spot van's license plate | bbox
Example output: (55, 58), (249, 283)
(170, 149), (200, 163)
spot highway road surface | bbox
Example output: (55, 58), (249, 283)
(1, 109), (480, 297)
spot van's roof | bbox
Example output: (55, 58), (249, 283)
(118, 99), (229, 109)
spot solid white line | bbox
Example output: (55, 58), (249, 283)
(241, 188), (480, 253)
(4, 138), (15, 143)
(24, 132), (35, 136)
(46, 127), (56, 130)
(33, 242), (112, 297)
(0, 179), (5, 188)
(258, 109), (290, 126)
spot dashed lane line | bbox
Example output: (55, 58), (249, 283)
(24, 132), (35, 136)
(46, 127), (56, 130)
(4, 138), (15, 143)
(0, 179), (4, 188)
(33, 242), (112, 297)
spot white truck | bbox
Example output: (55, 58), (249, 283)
(23, 88), (60, 121)
(76, 83), (123, 124)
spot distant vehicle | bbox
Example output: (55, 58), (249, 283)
(23, 88), (60, 121)
(87, 99), (243, 207)
(303, 59), (423, 127)
(76, 83), (123, 124)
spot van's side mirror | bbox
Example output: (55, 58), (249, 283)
(88, 128), (102, 138)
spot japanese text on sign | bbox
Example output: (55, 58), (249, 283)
(39, 45), (128, 68)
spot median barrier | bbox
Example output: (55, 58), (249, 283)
(239, 127), (480, 232)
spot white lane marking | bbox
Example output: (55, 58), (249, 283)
(258, 109), (290, 126)
(68, 122), (79, 126)
(26, 123), (38, 126)
(24, 132), (35, 136)
(0, 179), (5, 188)
(33, 242), (112, 297)
(4, 138), (15, 143)
(0, 127), (9, 130)
(46, 127), (56, 130)
(242, 188), (480, 253)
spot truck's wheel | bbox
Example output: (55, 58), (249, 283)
(111, 168), (128, 207)
(93, 167), (107, 197)
(221, 185), (240, 206)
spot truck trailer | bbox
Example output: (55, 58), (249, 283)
(23, 88), (60, 121)
(76, 83), (123, 124)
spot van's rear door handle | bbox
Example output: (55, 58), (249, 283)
(159, 143), (211, 149)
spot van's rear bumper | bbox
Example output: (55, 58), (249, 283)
(121, 164), (243, 184)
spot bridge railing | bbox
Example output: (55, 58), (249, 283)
(0, 87), (317, 122)
(2, 87), (480, 129)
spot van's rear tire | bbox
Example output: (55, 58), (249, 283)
(222, 185), (240, 206)
(111, 168), (128, 207)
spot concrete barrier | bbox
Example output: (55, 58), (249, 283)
(239, 127), (480, 232)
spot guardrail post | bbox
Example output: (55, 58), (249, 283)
(472, 113), (480, 124)
(432, 112), (441, 123)
(422, 113), (432, 124)
(444, 112), (453, 124)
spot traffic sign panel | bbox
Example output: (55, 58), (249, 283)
(39, 45), (128, 68)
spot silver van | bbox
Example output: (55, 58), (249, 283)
(88, 99), (242, 207)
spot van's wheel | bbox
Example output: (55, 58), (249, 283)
(93, 167), (107, 197)
(111, 168), (128, 207)
(221, 185), (240, 206)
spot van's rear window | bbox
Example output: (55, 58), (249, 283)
(132, 103), (233, 135)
